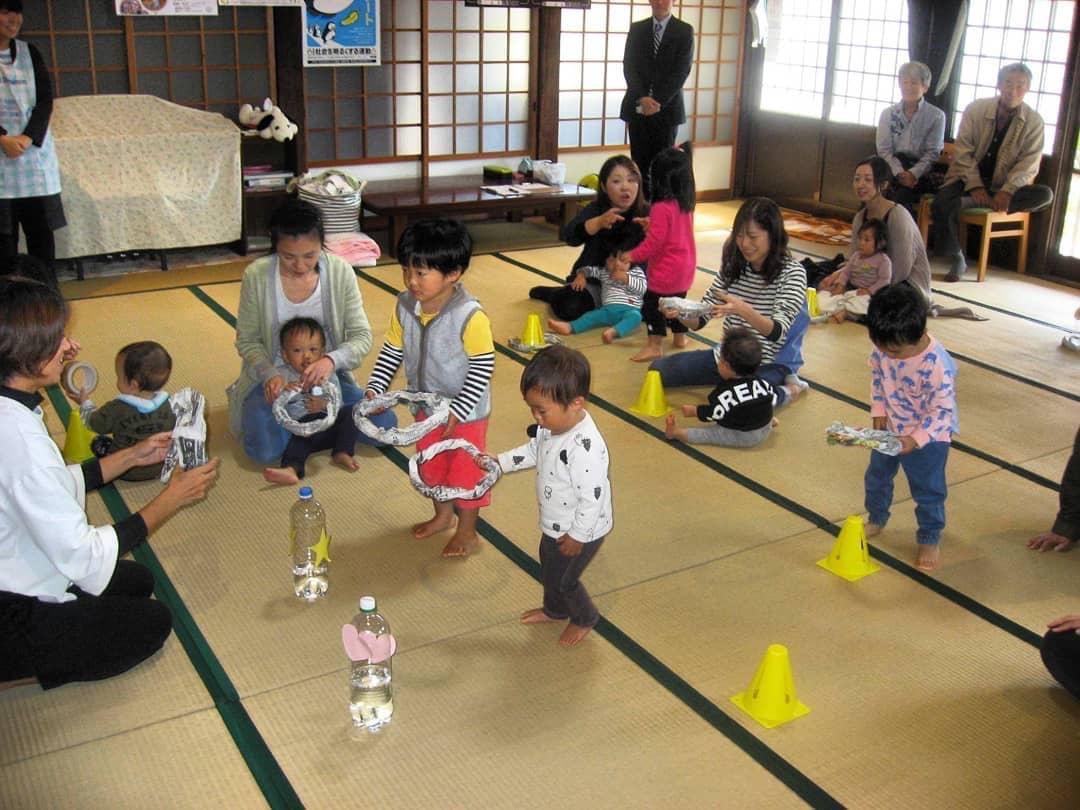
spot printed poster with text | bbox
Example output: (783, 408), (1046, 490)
(115, 0), (217, 15)
(303, 0), (380, 67)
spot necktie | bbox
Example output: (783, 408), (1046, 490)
(653, 21), (662, 55)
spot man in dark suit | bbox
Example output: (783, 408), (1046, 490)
(620, 0), (694, 199)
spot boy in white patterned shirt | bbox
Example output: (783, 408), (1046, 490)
(497, 346), (612, 647)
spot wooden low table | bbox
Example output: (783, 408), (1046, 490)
(360, 176), (595, 257)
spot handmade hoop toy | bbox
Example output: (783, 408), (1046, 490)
(61, 361), (98, 397)
(507, 333), (562, 353)
(408, 438), (502, 502)
(352, 390), (450, 446)
(272, 384), (341, 437)
(659, 296), (713, 320)
(825, 421), (902, 456)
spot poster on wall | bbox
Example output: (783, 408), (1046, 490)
(218, 1), (302, 6)
(302, 0), (380, 67)
(115, 0), (218, 14)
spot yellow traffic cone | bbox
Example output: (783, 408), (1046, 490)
(62, 409), (97, 464)
(731, 644), (811, 729)
(629, 369), (669, 417)
(520, 313), (545, 348)
(806, 287), (820, 317)
(816, 515), (881, 581)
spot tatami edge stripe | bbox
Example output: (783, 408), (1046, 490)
(439, 260), (1049, 647)
(490, 253), (1066, 489)
(929, 287), (1074, 331)
(372, 444), (839, 809)
(944, 350), (1079, 401)
(61, 277), (244, 302)
(187, 285), (238, 328)
(43, 385), (303, 810)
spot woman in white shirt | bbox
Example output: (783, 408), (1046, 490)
(0, 276), (218, 689)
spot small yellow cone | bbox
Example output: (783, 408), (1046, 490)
(62, 409), (97, 464)
(629, 369), (669, 417)
(806, 287), (820, 317)
(731, 644), (810, 729)
(520, 313), (545, 348)
(816, 515), (881, 581)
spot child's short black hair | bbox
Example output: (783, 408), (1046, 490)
(717, 327), (763, 376)
(118, 341), (172, 392)
(396, 218), (472, 276)
(858, 218), (888, 253)
(279, 317), (326, 348)
(269, 199), (324, 253)
(866, 283), (928, 349)
(597, 219), (646, 258)
(519, 345), (590, 406)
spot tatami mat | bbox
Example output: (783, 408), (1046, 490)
(15, 206), (1077, 808)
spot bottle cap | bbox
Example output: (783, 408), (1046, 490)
(298, 486), (313, 499)
(359, 595), (376, 612)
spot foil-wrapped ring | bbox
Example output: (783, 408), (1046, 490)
(353, 390), (450, 446)
(62, 361), (98, 397)
(272, 383), (341, 436)
(408, 438), (502, 502)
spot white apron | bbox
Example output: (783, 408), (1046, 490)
(0, 39), (61, 200)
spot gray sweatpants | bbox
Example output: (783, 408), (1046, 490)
(684, 423), (772, 447)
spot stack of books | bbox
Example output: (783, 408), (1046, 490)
(243, 164), (294, 191)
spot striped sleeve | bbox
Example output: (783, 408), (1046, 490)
(366, 343), (403, 395)
(453, 311), (495, 421)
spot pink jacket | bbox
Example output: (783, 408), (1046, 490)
(630, 199), (696, 295)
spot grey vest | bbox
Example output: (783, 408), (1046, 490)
(397, 285), (491, 421)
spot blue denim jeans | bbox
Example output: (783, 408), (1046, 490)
(648, 349), (794, 408)
(241, 372), (397, 464)
(864, 441), (950, 545)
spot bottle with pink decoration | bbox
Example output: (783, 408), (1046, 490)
(343, 596), (395, 733)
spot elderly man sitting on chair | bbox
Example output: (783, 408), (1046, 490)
(931, 62), (1054, 282)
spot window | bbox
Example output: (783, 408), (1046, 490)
(558, 0), (742, 150)
(828, 0), (909, 125)
(954, 0), (1073, 154)
(760, 0), (831, 118)
(21, 2), (274, 117)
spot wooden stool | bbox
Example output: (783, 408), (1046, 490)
(958, 207), (1030, 281)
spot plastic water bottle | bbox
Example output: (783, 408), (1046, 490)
(290, 486), (329, 601)
(347, 596), (395, 732)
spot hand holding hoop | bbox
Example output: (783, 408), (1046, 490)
(408, 438), (502, 502)
(352, 390), (450, 446)
(272, 383), (341, 437)
(61, 361), (98, 400)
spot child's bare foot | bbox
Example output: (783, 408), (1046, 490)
(630, 348), (662, 362)
(601, 327), (617, 344)
(864, 522), (882, 538)
(332, 452), (359, 472)
(547, 318), (572, 336)
(441, 529), (480, 558)
(559, 623), (592, 647)
(829, 310), (847, 324)
(916, 544), (940, 571)
(664, 413), (687, 442)
(263, 466), (299, 486)
(520, 608), (560, 624)
(672, 333), (688, 348)
(412, 514), (456, 539)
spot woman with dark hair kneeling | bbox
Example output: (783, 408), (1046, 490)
(0, 276), (219, 689)
(649, 197), (810, 408)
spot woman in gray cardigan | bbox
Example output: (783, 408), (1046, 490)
(228, 199), (394, 463)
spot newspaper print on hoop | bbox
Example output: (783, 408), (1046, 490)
(352, 390), (450, 446)
(409, 438), (502, 502)
(161, 387), (209, 482)
(272, 383), (341, 437)
(825, 421), (902, 456)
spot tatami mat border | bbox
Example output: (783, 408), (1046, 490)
(492, 253), (1065, 491)
(188, 272), (844, 807)
(43, 389), (302, 810)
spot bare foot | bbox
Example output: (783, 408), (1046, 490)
(630, 348), (662, 363)
(916, 544), (940, 571)
(263, 466), (299, 486)
(601, 328), (617, 344)
(520, 608), (560, 624)
(412, 514), (456, 539)
(547, 318), (572, 336)
(664, 413), (686, 442)
(672, 333), (688, 348)
(829, 310), (847, 324)
(332, 452), (359, 472)
(770, 417), (779, 428)
(441, 529), (480, 558)
(559, 623), (592, 647)
(864, 522), (882, 538)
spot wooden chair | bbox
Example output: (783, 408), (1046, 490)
(915, 143), (1031, 281)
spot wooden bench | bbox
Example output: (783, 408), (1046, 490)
(360, 176), (596, 257)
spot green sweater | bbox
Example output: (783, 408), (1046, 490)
(228, 252), (374, 438)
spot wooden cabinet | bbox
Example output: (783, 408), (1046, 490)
(238, 135), (302, 254)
